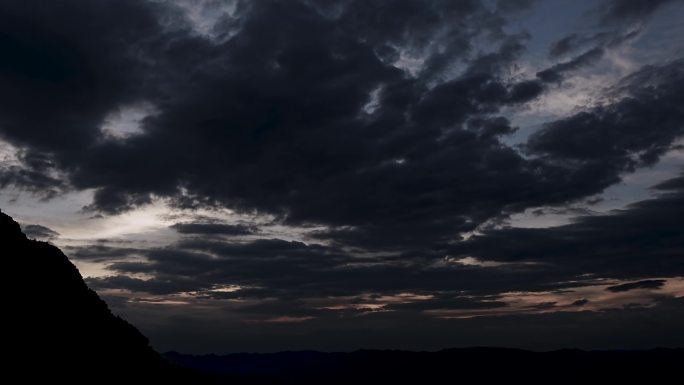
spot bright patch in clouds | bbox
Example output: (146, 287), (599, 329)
(101, 103), (157, 139)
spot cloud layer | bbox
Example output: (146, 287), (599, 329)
(1, 0), (683, 352)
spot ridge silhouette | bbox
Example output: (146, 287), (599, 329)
(165, 347), (684, 384)
(1, 210), (201, 381)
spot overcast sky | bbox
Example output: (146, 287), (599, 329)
(1, 0), (683, 353)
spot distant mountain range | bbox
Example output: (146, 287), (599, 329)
(165, 347), (684, 384)
(3, 208), (681, 384)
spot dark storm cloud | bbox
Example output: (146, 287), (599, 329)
(0, 0), (533, 248)
(87, 275), (204, 295)
(536, 47), (604, 83)
(65, 244), (143, 262)
(99, 234), (541, 300)
(606, 279), (666, 292)
(99, 210), (679, 310)
(467, 117), (519, 138)
(654, 174), (684, 190)
(549, 33), (582, 58)
(106, 239), (365, 296)
(21, 223), (59, 240)
(529, 59), (684, 171)
(507, 80), (545, 104)
(171, 222), (254, 236)
(600, 0), (678, 23)
(545, 28), (637, 63)
(449, 172), (684, 280)
(547, 0), (675, 61)
(0, 0), (170, 150)
(0, 148), (73, 198)
(2, 0), (681, 256)
(0, 163), (67, 199)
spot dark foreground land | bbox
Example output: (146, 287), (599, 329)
(3, 209), (682, 384)
(165, 347), (683, 384)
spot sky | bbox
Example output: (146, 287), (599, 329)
(1, 0), (683, 353)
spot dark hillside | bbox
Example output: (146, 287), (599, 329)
(1, 210), (187, 381)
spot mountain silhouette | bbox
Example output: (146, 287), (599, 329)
(1, 210), (200, 381)
(166, 347), (684, 384)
